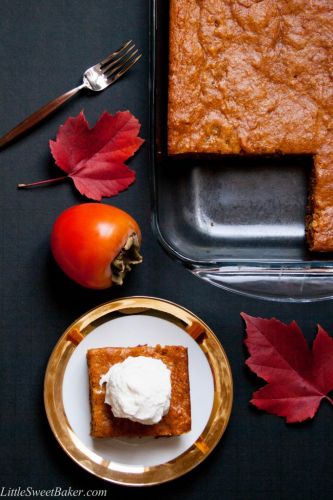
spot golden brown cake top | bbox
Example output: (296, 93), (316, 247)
(168, 0), (333, 156)
(87, 345), (191, 438)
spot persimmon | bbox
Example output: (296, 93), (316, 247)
(51, 204), (142, 289)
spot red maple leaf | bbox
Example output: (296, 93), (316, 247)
(242, 312), (333, 423)
(18, 110), (144, 201)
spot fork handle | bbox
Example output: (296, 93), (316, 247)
(0, 84), (85, 149)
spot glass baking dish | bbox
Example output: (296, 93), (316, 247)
(149, 0), (333, 302)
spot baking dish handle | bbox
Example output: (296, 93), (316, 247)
(191, 265), (333, 302)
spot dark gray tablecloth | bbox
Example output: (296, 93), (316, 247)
(0, 1), (332, 498)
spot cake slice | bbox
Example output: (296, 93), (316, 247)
(87, 345), (191, 438)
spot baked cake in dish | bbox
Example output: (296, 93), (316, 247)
(168, 0), (333, 251)
(87, 345), (191, 437)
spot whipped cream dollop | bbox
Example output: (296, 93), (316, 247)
(100, 356), (171, 425)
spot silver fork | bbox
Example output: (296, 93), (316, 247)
(0, 41), (141, 148)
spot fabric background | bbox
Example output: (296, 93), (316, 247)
(0, 1), (332, 498)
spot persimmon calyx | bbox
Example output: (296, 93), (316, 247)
(111, 233), (143, 285)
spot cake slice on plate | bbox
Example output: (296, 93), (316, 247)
(87, 344), (191, 438)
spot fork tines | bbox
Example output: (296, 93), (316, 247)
(100, 41), (141, 83)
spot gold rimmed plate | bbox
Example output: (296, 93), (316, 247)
(44, 296), (233, 486)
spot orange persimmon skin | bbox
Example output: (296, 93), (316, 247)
(51, 203), (141, 289)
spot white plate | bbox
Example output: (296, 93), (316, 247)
(44, 297), (233, 485)
(63, 314), (214, 467)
